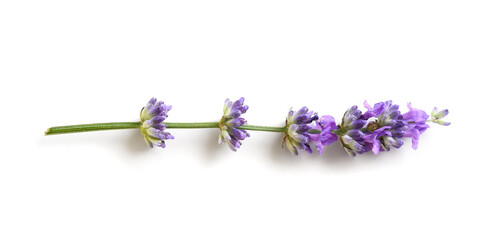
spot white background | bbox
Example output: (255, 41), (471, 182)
(1, 1), (483, 239)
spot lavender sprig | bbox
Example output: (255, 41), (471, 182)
(45, 97), (450, 157)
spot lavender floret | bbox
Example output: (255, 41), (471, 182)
(430, 107), (451, 126)
(363, 101), (406, 154)
(283, 107), (319, 155)
(140, 97), (174, 148)
(338, 105), (368, 156)
(218, 98), (250, 151)
(311, 115), (338, 155)
(401, 103), (430, 149)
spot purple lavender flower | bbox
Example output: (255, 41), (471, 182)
(402, 103), (430, 149)
(338, 105), (368, 156)
(283, 107), (319, 155)
(140, 97), (174, 148)
(363, 101), (406, 154)
(218, 97), (250, 151)
(311, 115), (338, 155)
(430, 107), (451, 126)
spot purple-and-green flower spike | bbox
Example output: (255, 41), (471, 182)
(218, 97), (250, 151)
(140, 97), (174, 148)
(283, 107), (319, 155)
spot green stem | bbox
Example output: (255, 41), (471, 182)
(238, 124), (286, 132)
(45, 122), (287, 135)
(45, 122), (141, 135)
(164, 122), (285, 132)
(164, 122), (219, 128)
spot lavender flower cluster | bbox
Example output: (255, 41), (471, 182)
(140, 98), (174, 148)
(140, 97), (450, 156)
(218, 98), (250, 151)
